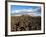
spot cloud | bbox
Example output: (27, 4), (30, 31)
(11, 7), (41, 16)
(34, 7), (41, 13)
(12, 7), (41, 13)
(12, 9), (34, 13)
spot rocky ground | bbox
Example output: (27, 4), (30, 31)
(11, 15), (41, 31)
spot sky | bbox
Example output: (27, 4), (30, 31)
(11, 5), (41, 16)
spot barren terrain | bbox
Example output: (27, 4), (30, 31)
(11, 15), (41, 31)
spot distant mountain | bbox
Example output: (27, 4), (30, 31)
(11, 13), (41, 17)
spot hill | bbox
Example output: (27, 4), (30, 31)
(11, 15), (41, 31)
